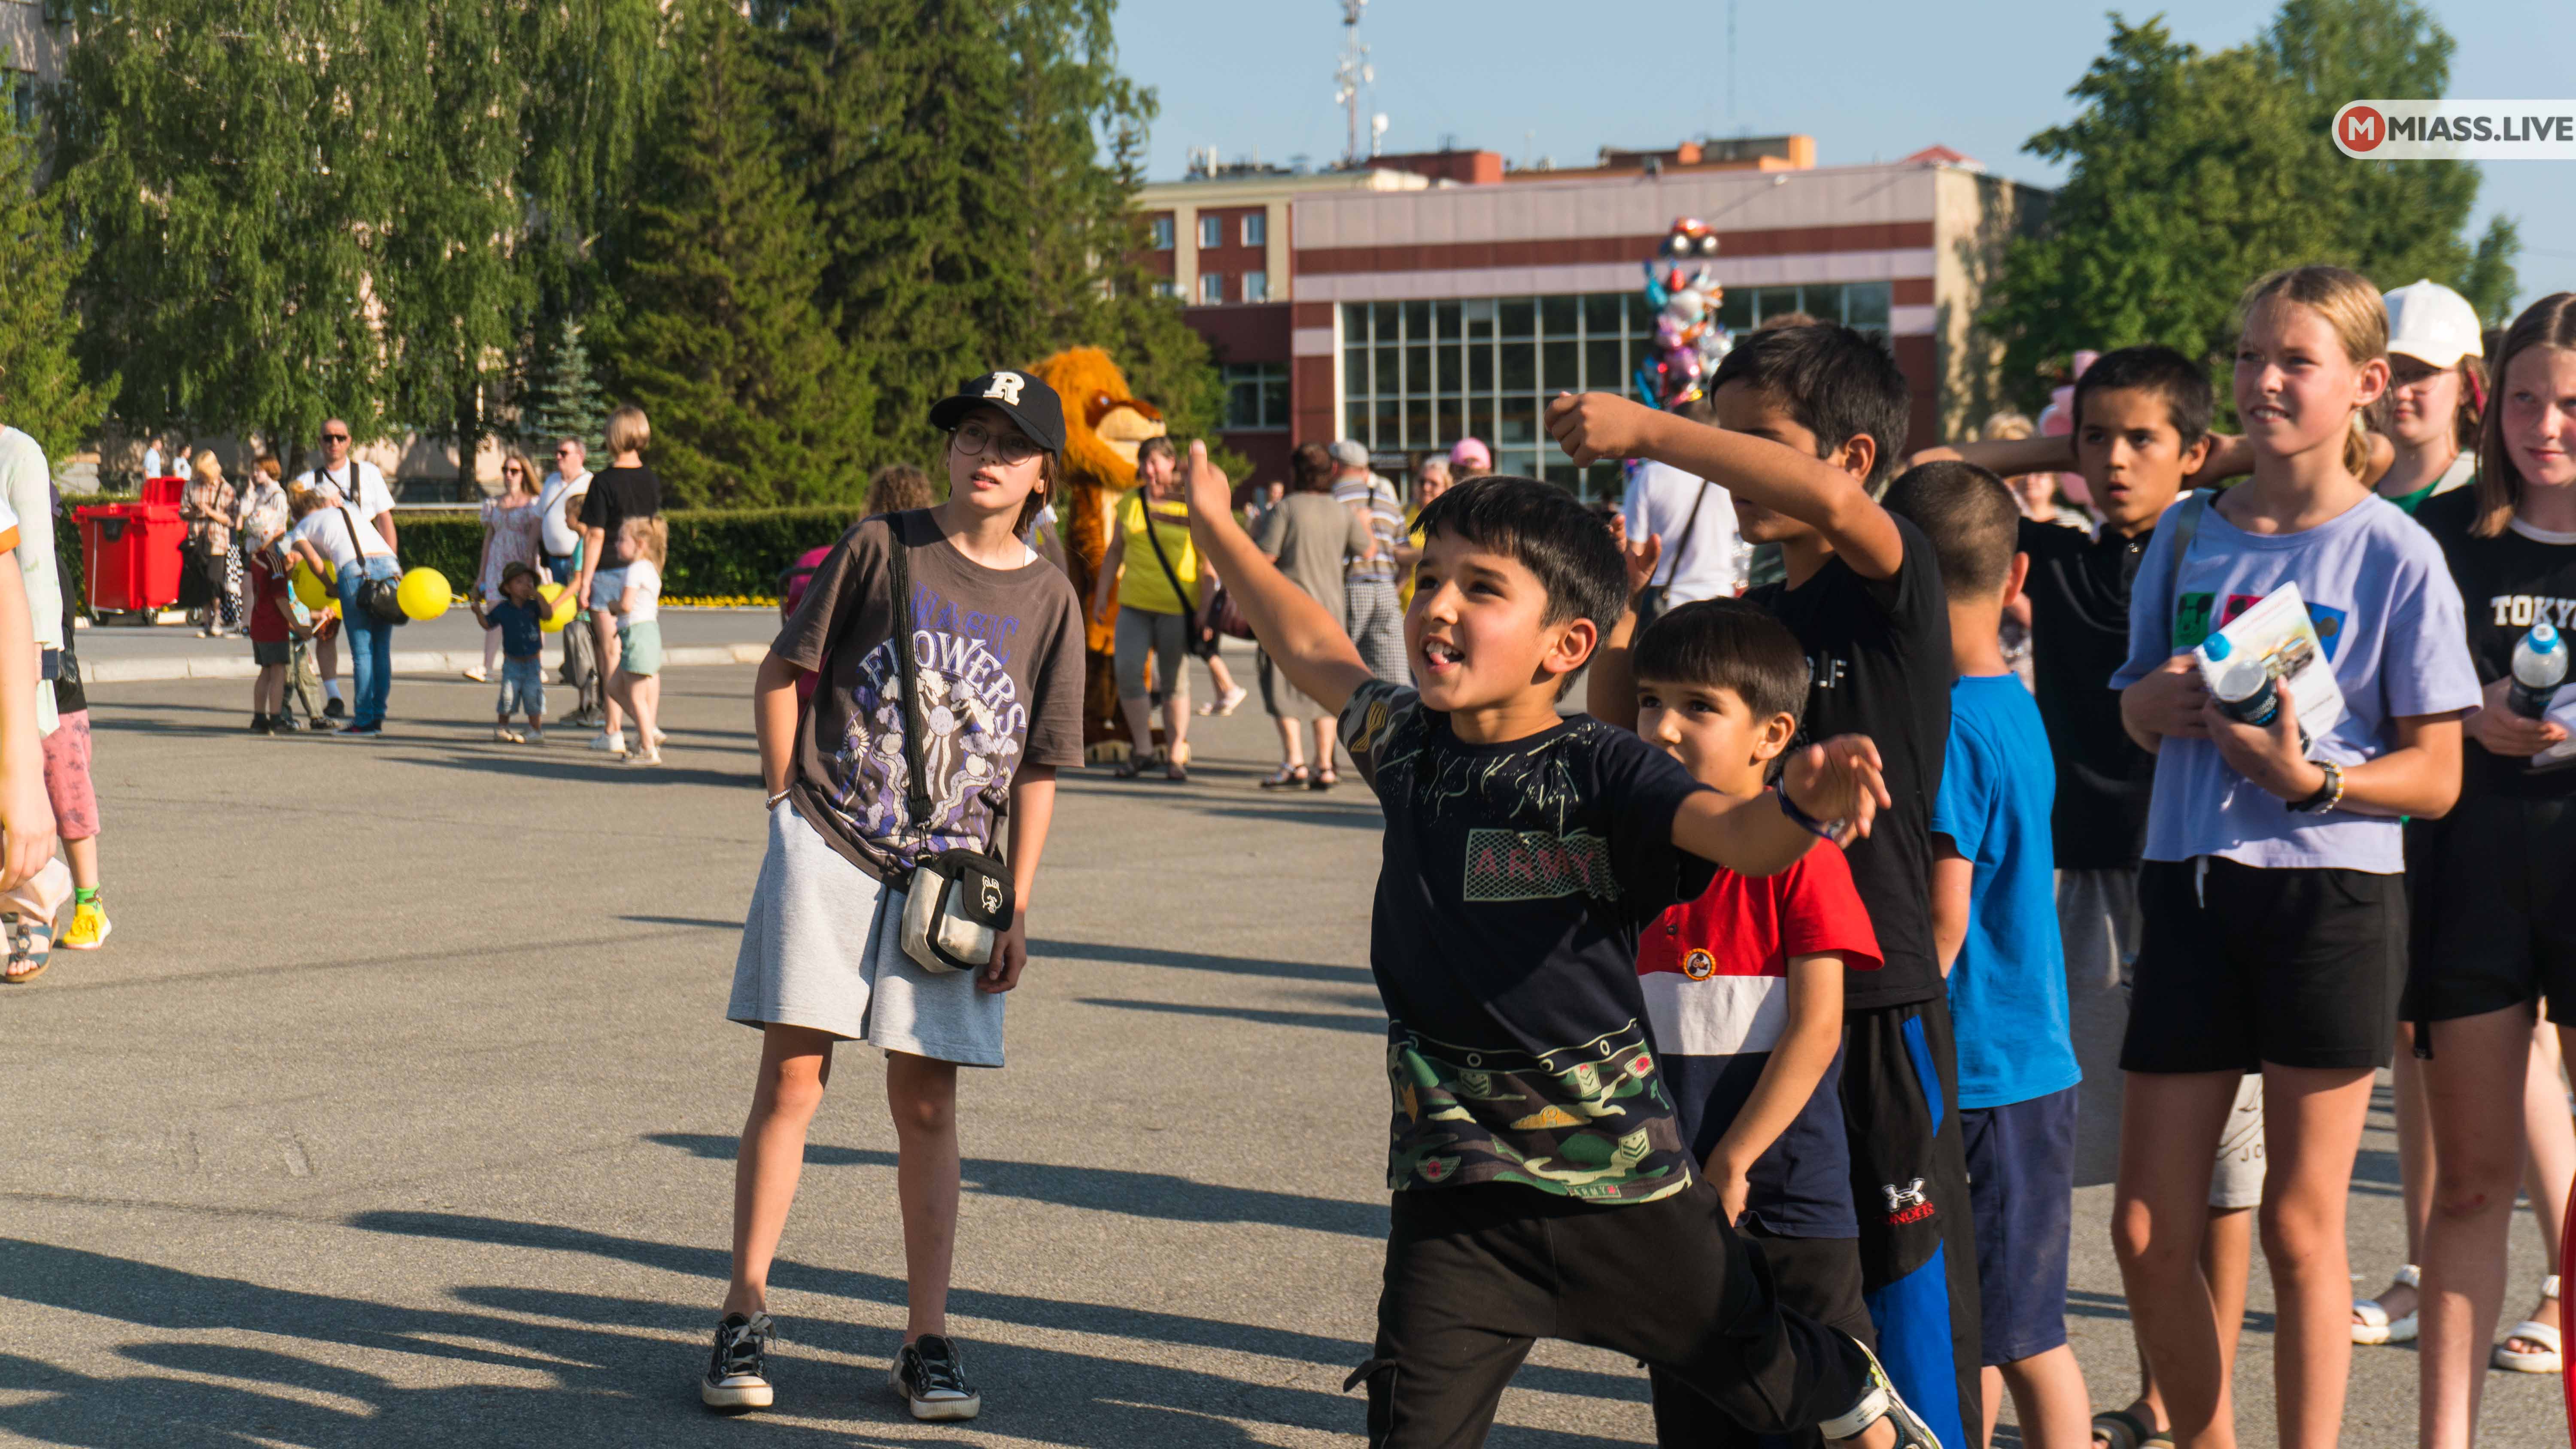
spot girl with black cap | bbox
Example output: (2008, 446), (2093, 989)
(702, 370), (1088, 1423)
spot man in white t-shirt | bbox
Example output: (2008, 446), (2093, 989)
(537, 437), (591, 585)
(291, 420), (397, 715)
(1621, 396), (1741, 607)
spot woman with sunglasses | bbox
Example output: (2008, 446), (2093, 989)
(467, 450), (546, 685)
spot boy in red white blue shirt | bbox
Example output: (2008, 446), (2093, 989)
(1595, 594), (1884, 1447)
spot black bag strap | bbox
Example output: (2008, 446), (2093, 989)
(1655, 473), (1711, 588)
(884, 517), (1009, 844)
(332, 503), (374, 572)
(888, 525), (932, 827)
(1134, 492), (1198, 614)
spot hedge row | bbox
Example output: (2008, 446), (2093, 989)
(51, 505), (868, 614)
(360, 506), (864, 598)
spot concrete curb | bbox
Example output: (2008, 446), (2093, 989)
(85, 641), (770, 685)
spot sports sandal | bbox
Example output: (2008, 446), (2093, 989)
(1112, 755), (1152, 779)
(1259, 764), (1309, 790)
(2495, 1273), (2564, 1373)
(2353, 1263), (2419, 1345)
(3, 912), (53, 984)
(1197, 685), (1249, 716)
(1818, 1332), (1941, 1446)
(2092, 1407), (2174, 1449)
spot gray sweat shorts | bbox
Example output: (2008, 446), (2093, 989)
(726, 803), (1005, 1067)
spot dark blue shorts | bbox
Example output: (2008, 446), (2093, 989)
(1959, 1084), (2077, 1366)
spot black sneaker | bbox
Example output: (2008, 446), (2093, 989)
(249, 714), (274, 734)
(323, 697), (346, 718)
(700, 1312), (774, 1411)
(889, 1334), (980, 1421)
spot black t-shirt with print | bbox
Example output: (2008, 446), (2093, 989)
(2418, 489), (2576, 800)
(2020, 517), (2159, 868)
(1745, 513), (1950, 1009)
(1338, 678), (1718, 1205)
(577, 465), (662, 551)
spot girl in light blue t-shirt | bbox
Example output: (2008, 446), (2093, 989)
(2108, 266), (2480, 1449)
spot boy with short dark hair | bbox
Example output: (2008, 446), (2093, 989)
(1884, 462), (2092, 1449)
(1618, 597), (1886, 1447)
(1554, 322), (1980, 1449)
(1182, 446), (1936, 1449)
(1907, 347), (2258, 1449)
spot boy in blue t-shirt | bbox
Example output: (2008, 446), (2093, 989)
(1887, 462), (2090, 1448)
(471, 561), (548, 743)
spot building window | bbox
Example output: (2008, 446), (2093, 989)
(1223, 363), (1291, 431)
(1242, 270), (1268, 303)
(1339, 284), (1897, 501)
(1199, 272), (1224, 304)
(1716, 279), (1892, 338)
(2, 71), (31, 132)
(1199, 215), (1222, 249)
(1154, 279), (1181, 300)
(1149, 215), (1175, 251)
(1242, 212), (1267, 247)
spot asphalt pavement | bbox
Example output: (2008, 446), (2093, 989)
(0, 651), (2557, 1446)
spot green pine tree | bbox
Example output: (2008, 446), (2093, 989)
(521, 314), (610, 454)
(0, 120), (108, 460)
(607, 0), (872, 508)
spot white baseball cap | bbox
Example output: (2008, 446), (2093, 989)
(2382, 279), (2484, 370)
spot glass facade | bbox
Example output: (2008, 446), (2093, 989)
(1223, 363), (1290, 431)
(1339, 282), (1895, 501)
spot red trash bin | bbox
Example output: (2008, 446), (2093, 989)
(74, 502), (187, 615)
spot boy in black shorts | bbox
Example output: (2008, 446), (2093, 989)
(1549, 327), (1978, 1449)
(1181, 446), (1939, 1449)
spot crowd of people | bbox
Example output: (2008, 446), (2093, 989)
(688, 268), (2576, 1449)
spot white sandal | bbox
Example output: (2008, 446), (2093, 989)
(2494, 1274), (2564, 1373)
(2352, 1264), (2420, 1346)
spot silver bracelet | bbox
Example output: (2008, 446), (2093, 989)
(765, 788), (792, 809)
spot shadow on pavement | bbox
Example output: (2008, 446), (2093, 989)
(643, 1132), (1390, 1239)
(408, 751), (752, 791)
(621, 914), (746, 931)
(1078, 997), (1388, 1035)
(1029, 938), (1373, 985)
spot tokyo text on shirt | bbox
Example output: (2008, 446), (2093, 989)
(1338, 678), (1718, 1204)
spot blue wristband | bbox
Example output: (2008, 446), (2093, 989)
(1775, 788), (1838, 840)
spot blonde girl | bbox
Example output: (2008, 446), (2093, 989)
(2109, 266), (2481, 1449)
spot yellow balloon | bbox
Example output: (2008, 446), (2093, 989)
(536, 581), (577, 633)
(290, 560), (331, 610)
(396, 567), (452, 621)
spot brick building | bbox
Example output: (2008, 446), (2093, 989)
(1135, 140), (2048, 500)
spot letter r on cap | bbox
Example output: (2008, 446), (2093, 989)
(984, 372), (1026, 405)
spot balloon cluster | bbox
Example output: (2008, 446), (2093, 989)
(1635, 218), (1732, 410)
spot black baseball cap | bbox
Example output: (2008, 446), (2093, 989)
(928, 370), (1066, 455)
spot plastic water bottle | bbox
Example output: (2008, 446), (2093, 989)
(2200, 633), (2284, 728)
(2509, 623), (2570, 719)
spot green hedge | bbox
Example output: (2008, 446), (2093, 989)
(389, 506), (860, 598)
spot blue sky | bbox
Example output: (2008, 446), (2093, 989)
(1112, 0), (2573, 310)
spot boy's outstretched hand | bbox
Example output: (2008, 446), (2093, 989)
(1546, 391), (1658, 467)
(1607, 514), (1662, 600)
(1779, 734), (1893, 846)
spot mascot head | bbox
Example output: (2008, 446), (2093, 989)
(1031, 347), (1169, 492)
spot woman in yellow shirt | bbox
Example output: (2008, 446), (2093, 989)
(1091, 438), (1241, 779)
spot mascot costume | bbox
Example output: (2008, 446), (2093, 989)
(1029, 346), (1170, 759)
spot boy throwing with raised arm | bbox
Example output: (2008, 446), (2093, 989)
(1553, 326), (1980, 1449)
(1180, 442), (1939, 1449)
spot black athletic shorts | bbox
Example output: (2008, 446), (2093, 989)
(1648, 1227), (1873, 1447)
(2122, 855), (2404, 1073)
(2404, 793), (2576, 1029)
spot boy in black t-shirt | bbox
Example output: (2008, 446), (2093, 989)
(1182, 447), (1937, 1449)
(1912, 347), (2264, 1449)
(1549, 325), (1979, 1449)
